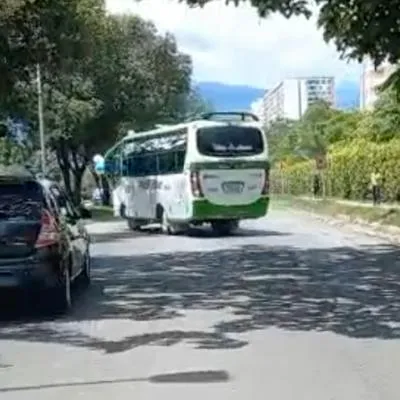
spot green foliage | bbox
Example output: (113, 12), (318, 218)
(269, 89), (400, 202)
(181, 0), (311, 18)
(0, 137), (29, 166)
(266, 100), (347, 164)
(277, 139), (400, 202)
(0, 0), (209, 204)
(0, 0), (96, 108)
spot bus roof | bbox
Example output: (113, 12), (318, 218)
(104, 112), (263, 159)
(124, 119), (263, 141)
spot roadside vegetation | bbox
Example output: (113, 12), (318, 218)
(268, 90), (400, 202)
(267, 90), (400, 226)
(89, 205), (115, 222)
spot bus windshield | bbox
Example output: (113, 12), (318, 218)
(196, 126), (264, 157)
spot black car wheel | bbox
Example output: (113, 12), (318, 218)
(51, 261), (72, 314)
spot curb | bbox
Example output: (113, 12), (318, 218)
(291, 208), (400, 245)
(85, 220), (126, 235)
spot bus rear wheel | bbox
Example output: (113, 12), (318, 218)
(211, 220), (239, 236)
(161, 210), (175, 235)
(161, 209), (187, 235)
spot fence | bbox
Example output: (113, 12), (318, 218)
(270, 168), (391, 203)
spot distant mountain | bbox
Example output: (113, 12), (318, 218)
(196, 82), (264, 111)
(196, 80), (360, 112)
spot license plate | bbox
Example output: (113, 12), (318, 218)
(222, 181), (244, 194)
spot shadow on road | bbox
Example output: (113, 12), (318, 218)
(0, 370), (230, 393)
(90, 226), (291, 243)
(1, 243), (400, 353)
(89, 228), (158, 243)
(187, 227), (290, 238)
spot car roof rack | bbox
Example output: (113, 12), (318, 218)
(200, 111), (260, 122)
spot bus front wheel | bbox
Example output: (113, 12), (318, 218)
(127, 218), (141, 231)
(120, 204), (126, 219)
(211, 220), (239, 236)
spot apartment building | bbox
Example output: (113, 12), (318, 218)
(360, 59), (396, 110)
(250, 97), (265, 123)
(262, 76), (335, 125)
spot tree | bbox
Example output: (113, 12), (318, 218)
(357, 87), (400, 142)
(296, 101), (333, 156)
(182, 0), (311, 18)
(317, 0), (400, 66)
(176, 87), (214, 120)
(0, 138), (28, 166)
(1, 1), (193, 205)
(0, 0), (99, 111)
(265, 119), (297, 163)
(266, 101), (360, 163)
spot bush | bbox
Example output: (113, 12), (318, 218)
(272, 138), (400, 202)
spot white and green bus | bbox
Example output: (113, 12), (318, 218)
(102, 112), (270, 235)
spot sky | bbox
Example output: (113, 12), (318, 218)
(105, 0), (362, 90)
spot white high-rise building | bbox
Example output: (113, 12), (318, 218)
(360, 59), (396, 110)
(249, 97), (265, 123)
(262, 76), (335, 125)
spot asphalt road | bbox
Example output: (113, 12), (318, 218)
(1, 208), (400, 399)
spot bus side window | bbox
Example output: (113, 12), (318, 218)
(132, 153), (157, 176)
(174, 150), (185, 172)
(133, 154), (145, 176)
(146, 153), (158, 176)
(124, 156), (134, 177)
(121, 159), (129, 176)
(158, 151), (175, 174)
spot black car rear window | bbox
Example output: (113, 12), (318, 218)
(0, 181), (43, 220)
(196, 126), (264, 157)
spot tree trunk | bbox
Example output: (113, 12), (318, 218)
(55, 140), (74, 201)
(55, 138), (88, 206)
(100, 175), (111, 206)
(71, 168), (84, 205)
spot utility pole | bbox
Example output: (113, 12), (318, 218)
(36, 63), (46, 176)
(297, 78), (303, 119)
(360, 59), (366, 109)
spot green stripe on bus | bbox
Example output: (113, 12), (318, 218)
(189, 160), (269, 171)
(192, 197), (269, 220)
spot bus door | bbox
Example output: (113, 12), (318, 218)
(148, 176), (158, 219)
(134, 153), (157, 219)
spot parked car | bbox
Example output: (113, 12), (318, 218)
(0, 169), (92, 313)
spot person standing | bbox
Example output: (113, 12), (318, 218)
(370, 170), (382, 205)
(313, 173), (320, 198)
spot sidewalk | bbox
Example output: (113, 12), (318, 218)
(85, 220), (126, 235)
(297, 196), (400, 209)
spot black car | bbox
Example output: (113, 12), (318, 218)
(0, 170), (92, 313)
